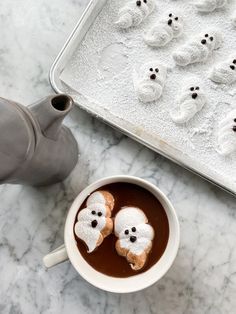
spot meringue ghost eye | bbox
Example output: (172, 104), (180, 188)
(97, 212), (102, 217)
(210, 36), (213, 41)
(233, 60), (236, 64)
(205, 34), (209, 38)
(143, 0), (147, 3)
(169, 13), (172, 17)
(190, 87), (194, 91)
(131, 227), (136, 232)
(195, 87), (200, 90)
(91, 210), (96, 215)
(234, 118), (236, 122)
(155, 68), (159, 73)
(125, 229), (129, 235)
(233, 126), (236, 132)
(230, 65), (235, 70)
(149, 68), (153, 71)
(136, 0), (141, 6)
(175, 17), (178, 21)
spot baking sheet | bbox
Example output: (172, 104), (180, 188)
(50, 0), (236, 196)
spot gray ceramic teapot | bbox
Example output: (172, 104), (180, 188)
(0, 94), (78, 186)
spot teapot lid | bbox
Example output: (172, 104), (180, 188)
(0, 98), (34, 181)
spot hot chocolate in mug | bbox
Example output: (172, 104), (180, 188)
(43, 176), (180, 293)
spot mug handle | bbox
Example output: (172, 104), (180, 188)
(43, 244), (68, 268)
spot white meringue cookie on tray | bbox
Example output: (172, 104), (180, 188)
(173, 29), (222, 66)
(144, 12), (184, 47)
(133, 60), (167, 103)
(115, 0), (155, 29)
(171, 80), (207, 124)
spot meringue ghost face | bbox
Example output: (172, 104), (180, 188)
(173, 30), (222, 66)
(167, 13), (183, 37)
(171, 84), (207, 124)
(144, 12), (183, 47)
(210, 57), (236, 84)
(116, 0), (155, 29)
(115, 207), (154, 270)
(217, 110), (236, 155)
(142, 62), (167, 82)
(74, 191), (114, 253)
(200, 31), (222, 51)
(180, 85), (206, 105)
(117, 223), (154, 254)
(135, 61), (167, 103)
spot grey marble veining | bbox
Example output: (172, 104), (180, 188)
(0, 1), (235, 313)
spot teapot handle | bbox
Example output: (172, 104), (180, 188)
(43, 244), (68, 268)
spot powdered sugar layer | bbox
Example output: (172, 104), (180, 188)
(60, 0), (236, 189)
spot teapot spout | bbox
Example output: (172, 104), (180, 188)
(29, 94), (74, 140)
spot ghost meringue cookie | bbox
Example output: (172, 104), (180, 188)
(171, 84), (207, 124)
(209, 56), (236, 85)
(144, 12), (184, 47)
(217, 109), (236, 155)
(134, 60), (167, 103)
(74, 191), (114, 253)
(173, 30), (222, 66)
(195, 0), (227, 12)
(115, 0), (155, 29)
(114, 207), (154, 271)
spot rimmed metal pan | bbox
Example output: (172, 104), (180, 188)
(50, 0), (236, 197)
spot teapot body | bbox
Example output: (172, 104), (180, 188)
(0, 95), (78, 186)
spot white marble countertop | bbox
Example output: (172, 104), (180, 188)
(0, 1), (235, 313)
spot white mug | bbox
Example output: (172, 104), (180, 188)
(43, 175), (180, 293)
